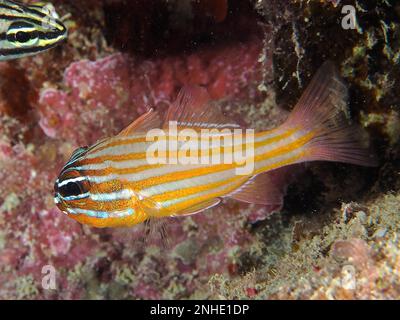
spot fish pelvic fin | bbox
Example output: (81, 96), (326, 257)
(282, 61), (377, 167)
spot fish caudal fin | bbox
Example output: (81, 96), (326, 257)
(283, 61), (377, 167)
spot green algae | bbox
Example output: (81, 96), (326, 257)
(13, 275), (39, 300)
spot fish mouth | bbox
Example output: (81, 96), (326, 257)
(54, 179), (59, 194)
(55, 21), (68, 38)
(53, 194), (61, 204)
(46, 22), (68, 43)
(53, 182), (64, 210)
(53, 193), (62, 207)
(54, 178), (64, 207)
(39, 13), (68, 43)
(53, 194), (69, 215)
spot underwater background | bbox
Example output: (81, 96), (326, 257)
(0, 0), (399, 299)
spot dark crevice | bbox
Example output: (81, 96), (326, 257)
(102, 0), (264, 58)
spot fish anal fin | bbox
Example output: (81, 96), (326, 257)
(227, 165), (304, 206)
(175, 198), (221, 216)
(118, 108), (162, 136)
(164, 86), (240, 131)
(228, 175), (283, 206)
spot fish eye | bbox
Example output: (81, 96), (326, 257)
(56, 180), (89, 198)
(59, 181), (82, 197)
(15, 31), (32, 43)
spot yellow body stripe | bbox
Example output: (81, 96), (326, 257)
(81, 127), (299, 165)
(57, 119), (315, 227)
(90, 126), (285, 154)
(151, 176), (246, 203)
(90, 129), (314, 190)
(163, 153), (305, 213)
(81, 127), (303, 179)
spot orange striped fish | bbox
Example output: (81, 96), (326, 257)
(54, 62), (377, 229)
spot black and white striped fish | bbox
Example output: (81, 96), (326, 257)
(0, 0), (67, 60)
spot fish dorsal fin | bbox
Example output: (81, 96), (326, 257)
(163, 86), (240, 130)
(175, 198), (221, 216)
(227, 165), (302, 206)
(118, 108), (162, 136)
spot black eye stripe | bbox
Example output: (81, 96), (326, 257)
(6, 31), (35, 43)
(0, 41), (60, 56)
(0, 18), (63, 43)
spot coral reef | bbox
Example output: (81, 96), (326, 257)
(210, 192), (400, 299)
(0, 0), (399, 299)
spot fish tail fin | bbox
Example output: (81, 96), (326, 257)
(282, 61), (377, 167)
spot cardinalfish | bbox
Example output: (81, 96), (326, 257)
(0, 0), (67, 60)
(54, 62), (377, 229)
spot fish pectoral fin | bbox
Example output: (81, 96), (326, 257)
(226, 165), (304, 207)
(136, 192), (177, 219)
(163, 86), (241, 130)
(175, 198), (222, 216)
(137, 196), (165, 218)
(118, 108), (162, 136)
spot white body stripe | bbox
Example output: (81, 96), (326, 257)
(161, 178), (242, 210)
(66, 207), (135, 219)
(90, 189), (134, 202)
(57, 176), (88, 187)
(84, 130), (307, 184)
(141, 168), (239, 198)
(76, 158), (151, 171)
(56, 123), (311, 221)
(83, 129), (289, 161)
(62, 192), (90, 201)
